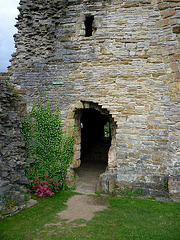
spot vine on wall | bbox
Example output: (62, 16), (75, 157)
(22, 93), (76, 197)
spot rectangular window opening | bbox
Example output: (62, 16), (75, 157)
(85, 16), (94, 37)
(104, 122), (110, 138)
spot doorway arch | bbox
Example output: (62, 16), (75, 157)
(66, 101), (117, 192)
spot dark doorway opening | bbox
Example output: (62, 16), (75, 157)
(84, 16), (94, 37)
(80, 109), (111, 167)
(73, 107), (112, 193)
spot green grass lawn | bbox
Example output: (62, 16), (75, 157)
(0, 191), (180, 240)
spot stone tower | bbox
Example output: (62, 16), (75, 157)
(10, 0), (180, 196)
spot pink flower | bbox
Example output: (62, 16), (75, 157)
(46, 190), (51, 195)
(49, 192), (54, 197)
(42, 167), (44, 168)
(39, 192), (43, 198)
(31, 173), (62, 198)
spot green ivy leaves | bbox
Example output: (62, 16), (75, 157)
(22, 93), (76, 188)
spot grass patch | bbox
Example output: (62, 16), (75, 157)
(0, 191), (75, 240)
(0, 192), (180, 240)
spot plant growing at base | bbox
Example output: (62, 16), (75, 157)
(5, 198), (15, 211)
(32, 174), (63, 199)
(161, 177), (168, 192)
(22, 93), (76, 196)
(119, 187), (146, 198)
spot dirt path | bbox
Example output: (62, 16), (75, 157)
(46, 163), (108, 225)
(44, 194), (108, 230)
(57, 195), (108, 222)
(73, 162), (106, 194)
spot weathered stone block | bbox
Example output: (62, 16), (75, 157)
(172, 26), (180, 33)
(161, 8), (175, 19)
(168, 175), (180, 201)
(121, 1), (139, 8)
(156, 19), (170, 27)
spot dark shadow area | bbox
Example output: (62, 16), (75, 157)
(73, 107), (113, 193)
(81, 109), (111, 167)
(74, 161), (106, 188)
(85, 16), (94, 37)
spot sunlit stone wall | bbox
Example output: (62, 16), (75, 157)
(10, 0), (180, 195)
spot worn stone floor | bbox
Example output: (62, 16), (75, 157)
(73, 162), (106, 195)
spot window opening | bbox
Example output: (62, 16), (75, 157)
(85, 16), (94, 37)
(104, 122), (110, 138)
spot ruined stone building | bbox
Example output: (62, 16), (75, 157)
(0, 73), (30, 216)
(9, 0), (180, 196)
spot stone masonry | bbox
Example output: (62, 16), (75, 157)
(9, 0), (180, 197)
(0, 73), (32, 217)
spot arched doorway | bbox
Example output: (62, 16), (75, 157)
(67, 101), (116, 193)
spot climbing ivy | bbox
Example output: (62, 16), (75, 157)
(22, 93), (76, 189)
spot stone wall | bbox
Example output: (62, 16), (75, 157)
(10, 0), (180, 197)
(0, 73), (30, 217)
(168, 175), (180, 201)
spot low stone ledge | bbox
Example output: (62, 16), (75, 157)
(0, 198), (38, 219)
